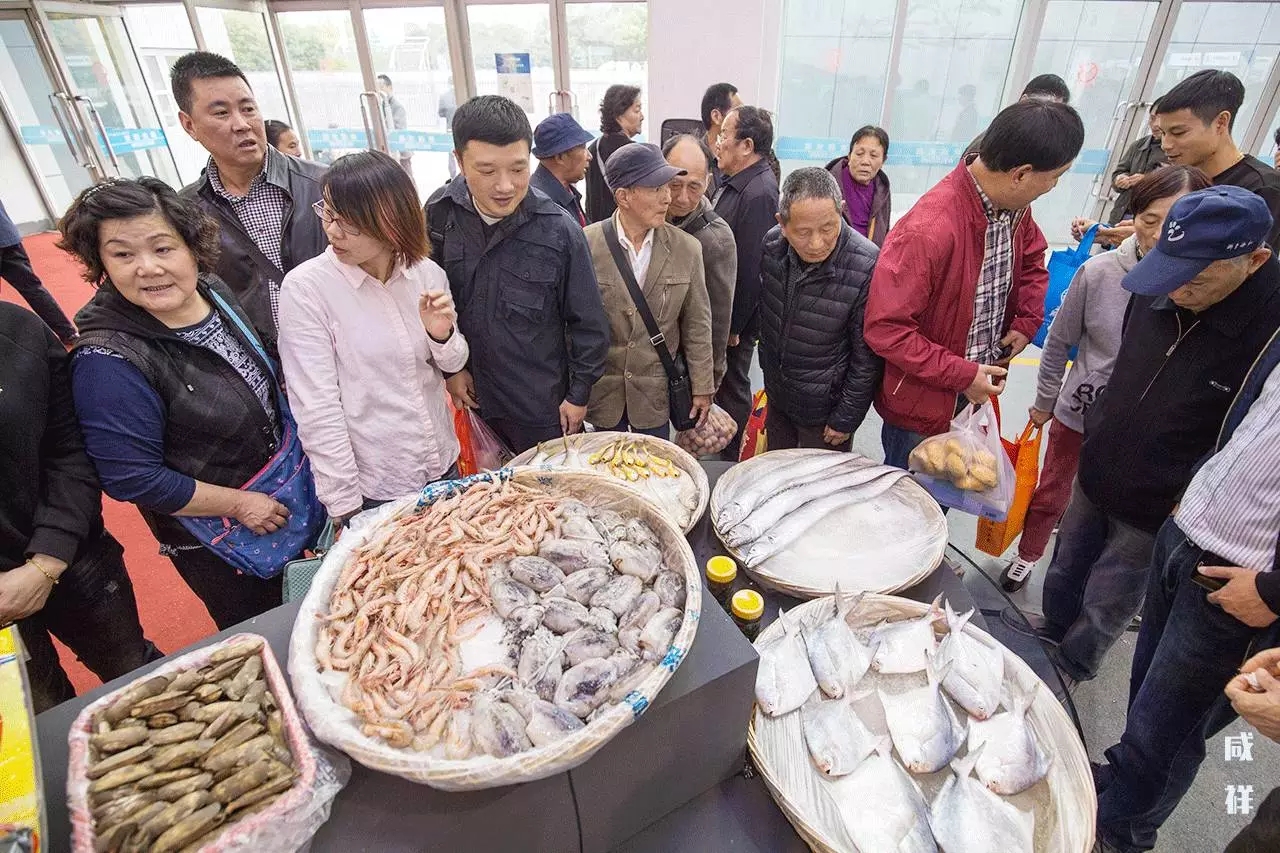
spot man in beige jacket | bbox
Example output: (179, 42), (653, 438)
(585, 143), (714, 437)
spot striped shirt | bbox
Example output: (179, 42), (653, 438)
(206, 158), (288, 323)
(965, 172), (1015, 363)
(1176, 363), (1280, 571)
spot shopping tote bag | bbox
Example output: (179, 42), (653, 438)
(738, 389), (768, 462)
(1033, 223), (1098, 349)
(975, 398), (1043, 556)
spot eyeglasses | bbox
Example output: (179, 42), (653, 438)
(312, 200), (361, 237)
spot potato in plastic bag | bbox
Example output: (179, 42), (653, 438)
(674, 404), (737, 457)
(908, 400), (1016, 521)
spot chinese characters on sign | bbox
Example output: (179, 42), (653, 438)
(1223, 731), (1257, 816)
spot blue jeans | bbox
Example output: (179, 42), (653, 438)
(608, 413), (670, 441)
(881, 422), (929, 470)
(1095, 519), (1280, 852)
(1040, 479), (1156, 680)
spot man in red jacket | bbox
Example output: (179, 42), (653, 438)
(865, 99), (1084, 468)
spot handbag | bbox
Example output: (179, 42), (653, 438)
(282, 520), (337, 603)
(1033, 223), (1098, 350)
(176, 289), (326, 579)
(602, 218), (698, 431)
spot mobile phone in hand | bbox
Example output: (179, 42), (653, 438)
(1191, 566), (1227, 593)
(997, 343), (1014, 361)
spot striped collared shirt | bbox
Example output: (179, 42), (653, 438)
(1176, 364), (1280, 571)
(965, 172), (1016, 363)
(206, 157), (288, 323)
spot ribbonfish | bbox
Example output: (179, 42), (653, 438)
(723, 465), (906, 548)
(870, 596), (943, 674)
(967, 679), (1052, 795)
(928, 744), (1035, 853)
(739, 489), (867, 568)
(801, 692), (878, 777)
(715, 451), (857, 530)
(754, 609), (818, 717)
(825, 738), (938, 853)
(935, 601), (1005, 720)
(879, 657), (966, 774)
(802, 587), (873, 699)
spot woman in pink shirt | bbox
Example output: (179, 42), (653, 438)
(279, 151), (468, 525)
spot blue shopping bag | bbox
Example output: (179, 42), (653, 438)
(1033, 223), (1098, 349)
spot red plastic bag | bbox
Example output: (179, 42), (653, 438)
(454, 407), (514, 476)
(738, 390), (768, 462)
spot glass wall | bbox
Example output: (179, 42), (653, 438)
(467, 3), (554, 124)
(275, 9), (366, 163)
(565, 2), (647, 133)
(123, 4), (203, 183)
(197, 8), (289, 126)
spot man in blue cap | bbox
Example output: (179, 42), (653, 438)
(1038, 185), (1280, 701)
(531, 113), (594, 226)
(1089, 188), (1280, 853)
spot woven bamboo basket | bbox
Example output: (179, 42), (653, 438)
(288, 468), (702, 790)
(509, 431), (710, 533)
(746, 594), (1096, 853)
(710, 450), (948, 598)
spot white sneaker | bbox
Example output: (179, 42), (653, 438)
(1000, 557), (1037, 593)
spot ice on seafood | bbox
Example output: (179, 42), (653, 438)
(562, 567), (611, 605)
(801, 696), (877, 777)
(935, 601), (1004, 720)
(610, 541), (662, 582)
(870, 596), (942, 674)
(967, 680), (1052, 795)
(755, 609), (818, 717)
(518, 628), (564, 702)
(508, 557), (567, 593)
(525, 699), (586, 747)
(879, 657), (966, 774)
(639, 607), (682, 661)
(540, 539), (610, 574)
(928, 745), (1035, 853)
(738, 489), (870, 568)
(590, 574), (644, 617)
(803, 587), (872, 699)
(824, 739), (937, 853)
(555, 659), (618, 718)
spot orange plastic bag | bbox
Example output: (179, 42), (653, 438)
(738, 389), (768, 461)
(975, 398), (1043, 556)
(453, 405), (513, 476)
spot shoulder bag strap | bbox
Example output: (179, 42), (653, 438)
(206, 287), (277, 380)
(602, 218), (681, 383)
(208, 201), (287, 282)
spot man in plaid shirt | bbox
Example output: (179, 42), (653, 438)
(171, 52), (329, 348)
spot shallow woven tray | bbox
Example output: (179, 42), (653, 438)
(509, 432), (710, 533)
(288, 468), (702, 791)
(710, 450), (947, 598)
(746, 594), (1096, 853)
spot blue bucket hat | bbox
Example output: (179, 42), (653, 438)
(531, 113), (594, 159)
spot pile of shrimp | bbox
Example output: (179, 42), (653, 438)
(315, 479), (563, 752)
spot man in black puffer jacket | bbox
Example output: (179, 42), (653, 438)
(759, 167), (882, 450)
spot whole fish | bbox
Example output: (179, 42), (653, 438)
(879, 657), (966, 774)
(715, 450), (858, 530)
(967, 680), (1052, 795)
(928, 744), (1035, 853)
(754, 609), (818, 717)
(724, 465), (906, 548)
(802, 586), (873, 699)
(824, 738), (938, 853)
(801, 693), (877, 777)
(935, 601), (1005, 720)
(870, 596), (943, 674)
(739, 489), (867, 568)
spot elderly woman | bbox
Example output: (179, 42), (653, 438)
(279, 151), (468, 524)
(63, 178), (324, 629)
(266, 119), (303, 157)
(825, 125), (892, 247)
(586, 84), (644, 224)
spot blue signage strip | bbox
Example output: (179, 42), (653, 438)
(20, 125), (63, 145)
(22, 125), (167, 154)
(775, 136), (1111, 175)
(388, 130), (454, 153)
(308, 128), (369, 149)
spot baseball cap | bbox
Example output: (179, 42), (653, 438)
(531, 113), (594, 158)
(1123, 185), (1273, 296)
(604, 143), (686, 191)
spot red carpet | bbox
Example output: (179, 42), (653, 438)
(3, 232), (216, 694)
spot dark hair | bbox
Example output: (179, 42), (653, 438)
(324, 151), (430, 266)
(1156, 69), (1245, 131)
(661, 133), (715, 172)
(849, 125), (890, 156)
(170, 51), (250, 114)
(728, 106), (780, 180)
(265, 120), (293, 149)
(1274, 125), (1280, 147)
(377, 74), (392, 87)
(600, 84), (641, 134)
(56, 177), (220, 287)
(1127, 165), (1211, 215)
(700, 83), (738, 130)
(1022, 73), (1071, 104)
(1149, 96), (1162, 114)
(451, 95), (532, 154)
(978, 99), (1084, 172)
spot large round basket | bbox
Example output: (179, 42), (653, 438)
(710, 450), (947, 598)
(509, 432), (709, 533)
(746, 594), (1096, 853)
(288, 468), (702, 791)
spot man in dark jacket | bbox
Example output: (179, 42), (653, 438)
(0, 303), (159, 711)
(1106, 101), (1168, 224)
(172, 52), (327, 345)
(530, 112), (593, 225)
(0, 199), (76, 343)
(713, 105), (780, 459)
(427, 95), (609, 453)
(1038, 186), (1280, 688)
(759, 167), (881, 450)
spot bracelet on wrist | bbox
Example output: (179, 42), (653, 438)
(30, 561), (59, 585)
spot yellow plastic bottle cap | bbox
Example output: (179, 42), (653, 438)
(731, 589), (764, 621)
(706, 555), (738, 584)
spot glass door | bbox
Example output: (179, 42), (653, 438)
(36, 2), (181, 185)
(121, 4), (202, 183)
(563, 0), (647, 133)
(465, 2), (555, 124)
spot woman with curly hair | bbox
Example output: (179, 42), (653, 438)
(585, 83), (643, 223)
(63, 177), (324, 627)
